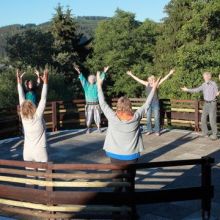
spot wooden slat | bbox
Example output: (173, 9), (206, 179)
(0, 176), (130, 188)
(0, 185), (47, 204)
(51, 163), (132, 170)
(0, 205), (128, 219)
(0, 185), (133, 205)
(0, 160), (48, 169)
(0, 198), (131, 212)
(0, 158), (212, 171)
(0, 168), (130, 179)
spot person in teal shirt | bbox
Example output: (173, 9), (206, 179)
(74, 65), (109, 133)
(24, 69), (41, 106)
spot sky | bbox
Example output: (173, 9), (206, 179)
(0, 0), (170, 27)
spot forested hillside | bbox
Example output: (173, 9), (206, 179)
(0, 16), (109, 57)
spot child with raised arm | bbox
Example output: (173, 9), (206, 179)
(127, 69), (175, 136)
(74, 65), (109, 133)
(181, 72), (218, 140)
(96, 70), (160, 187)
(17, 69), (48, 162)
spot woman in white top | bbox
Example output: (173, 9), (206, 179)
(17, 69), (48, 162)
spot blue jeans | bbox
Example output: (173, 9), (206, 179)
(146, 102), (160, 133)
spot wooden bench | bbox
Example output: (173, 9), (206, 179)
(0, 157), (214, 220)
(0, 160), (135, 219)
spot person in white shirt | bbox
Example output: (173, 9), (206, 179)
(17, 69), (48, 162)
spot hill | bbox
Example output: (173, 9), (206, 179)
(0, 16), (109, 57)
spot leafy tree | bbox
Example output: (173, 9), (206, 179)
(51, 5), (82, 76)
(0, 68), (17, 108)
(154, 0), (220, 100)
(87, 9), (158, 97)
(5, 29), (54, 68)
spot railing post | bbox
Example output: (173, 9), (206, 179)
(52, 102), (58, 132)
(194, 100), (200, 132)
(46, 162), (54, 220)
(201, 157), (214, 220)
(127, 165), (137, 220)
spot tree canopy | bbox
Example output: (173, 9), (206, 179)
(1, 1), (220, 108)
(87, 9), (158, 97)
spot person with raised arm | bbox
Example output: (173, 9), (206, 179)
(97, 70), (161, 190)
(23, 69), (41, 105)
(74, 65), (109, 133)
(17, 68), (48, 162)
(127, 69), (175, 136)
(181, 72), (218, 140)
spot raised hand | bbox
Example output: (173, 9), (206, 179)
(103, 66), (110, 73)
(16, 69), (25, 84)
(96, 71), (103, 88)
(181, 86), (188, 92)
(34, 69), (40, 78)
(126, 70), (132, 76)
(73, 64), (80, 74)
(169, 69), (175, 75)
(40, 69), (49, 84)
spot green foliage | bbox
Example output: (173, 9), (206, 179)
(51, 5), (81, 75)
(1, 1), (220, 106)
(0, 68), (17, 107)
(87, 9), (158, 97)
(0, 16), (109, 59)
(154, 0), (220, 100)
(5, 29), (53, 68)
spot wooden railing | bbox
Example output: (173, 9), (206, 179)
(1, 98), (220, 139)
(0, 157), (214, 220)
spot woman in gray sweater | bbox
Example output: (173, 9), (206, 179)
(97, 71), (160, 164)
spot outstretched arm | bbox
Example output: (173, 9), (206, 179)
(36, 69), (48, 117)
(126, 71), (148, 86)
(97, 71), (115, 120)
(17, 69), (26, 106)
(74, 65), (88, 88)
(135, 77), (161, 118)
(159, 69), (175, 86)
(181, 85), (203, 93)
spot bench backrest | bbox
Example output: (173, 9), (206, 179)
(0, 157), (214, 219)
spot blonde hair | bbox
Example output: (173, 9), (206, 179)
(148, 75), (156, 81)
(203, 72), (212, 77)
(116, 97), (133, 114)
(20, 101), (36, 119)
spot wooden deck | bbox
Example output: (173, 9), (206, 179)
(0, 128), (219, 219)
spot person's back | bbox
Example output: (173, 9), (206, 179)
(96, 71), (160, 160)
(103, 110), (145, 156)
(21, 111), (46, 149)
(17, 69), (48, 162)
